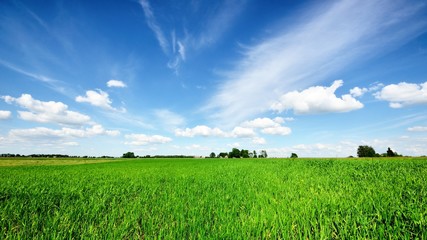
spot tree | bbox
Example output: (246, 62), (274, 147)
(122, 152), (135, 158)
(357, 146), (376, 157)
(209, 152), (216, 158)
(290, 153), (298, 158)
(241, 149), (249, 158)
(386, 147), (396, 157)
(253, 150), (257, 158)
(218, 152), (228, 158)
(259, 150), (268, 158)
(229, 148), (241, 158)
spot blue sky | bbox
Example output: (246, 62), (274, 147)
(1, 0), (427, 157)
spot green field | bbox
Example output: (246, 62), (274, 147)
(1, 158), (426, 239)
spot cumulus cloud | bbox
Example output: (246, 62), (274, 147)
(375, 82), (427, 108)
(204, 0), (427, 125)
(76, 89), (125, 112)
(2, 94), (91, 125)
(9, 125), (120, 139)
(107, 80), (127, 88)
(175, 125), (227, 137)
(231, 126), (256, 138)
(271, 80), (363, 114)
(252, 137), (266, 145)
(408, 126), (427, 132)
(241, 117), (292, 136)
(176, 116), (292, 139)
(241, 117), (282, 128)
(0, 110), (11, 120)
(350, 87), (368, 97)
(261, 126), (291, 136)
(125, 133), (172, 146)
(175, 125), (257, 138)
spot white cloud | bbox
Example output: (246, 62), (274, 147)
(231, 126), (256, 138)
(154, 109), (185, 128)
(408, 126), (427, 132)
(204, 0), (427, 125)
(107, 80), (127, 88)
(0, 60), (68, 95)
(63, 142), (79, 146)
(9, 124), (120, 139)
(177, 40), (186, 61)
(175, 125), (227, 137)
(175, 125), (255, 138)
(0, 110), (11, 120)
(375, 82), (427, 108)
(271, 80), (363, 114)
(76, 89), (124, 112)
(241, 117), (280, 128)
(193, 0), (247, 48)
(2, 94), (91, 125)
(350, 87), (368, 97)
(261, 126), (291, 136)
(241, 117), (291, 136)
(252, 137), (266, 145)
(176, 116), (292, 139)
(125, 133), (172, 146)
(138, 0), (169, 54)
(227, 142), (241, 148)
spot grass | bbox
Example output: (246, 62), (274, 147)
(1, 157), (426, 239)
(0, 157), (120, 167)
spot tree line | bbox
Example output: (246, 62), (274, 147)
(122, 152), (195, 158)
(208, 148), (268, 158)
(0, 153), (115, 158)
(356, 146), (402, 158)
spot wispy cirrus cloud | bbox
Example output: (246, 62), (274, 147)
(138, 0), (246, 74)
(0, 60), (68, 94)
(408, 126), (427, 132)
(138, 0), (169, 54)
(192, 0), (247, 48)
(138, 0), (186, 73)
(204, 0), (427, 125)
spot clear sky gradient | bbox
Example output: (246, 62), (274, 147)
(1, 0), (427, 157)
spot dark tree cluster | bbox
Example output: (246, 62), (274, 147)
(357, 146), (402, 158)
(209, 148), (268, 159)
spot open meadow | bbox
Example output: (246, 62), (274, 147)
(1, 157), (426, 239)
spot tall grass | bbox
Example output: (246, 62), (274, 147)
(1, 158), (426, 239)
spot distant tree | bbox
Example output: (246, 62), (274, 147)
(122, 152), (136, 158)
(229, 148), (241, 158)
(209, 152), (216, 158)
(357, 145), (376, 158)
(241, 149), (249, 158)
(259, 150), (268, 158)
(218, 152), (228, 158)
(290, 153), (298, 158)
(253, 150), (258, 158)
(386, 147), (396, 157)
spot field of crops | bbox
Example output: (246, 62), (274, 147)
(1, 157), (426, 239)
